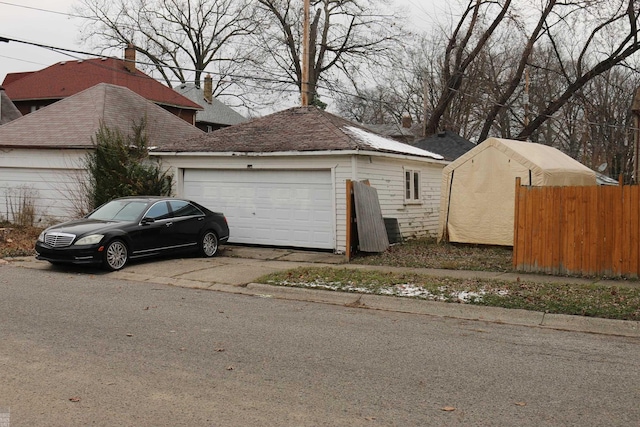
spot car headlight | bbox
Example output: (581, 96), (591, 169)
(37, 231), (46, 242)
(74, 234), (105, 245)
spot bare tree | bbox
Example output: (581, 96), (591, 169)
(427, 0), (640, 143)
(517, 0), (640, 141)
(251, 0), (408, 106)
(75, 0), (261, 90)
(424, 0), (512, 136)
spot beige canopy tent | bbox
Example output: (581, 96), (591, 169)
(438, 138), (597, 246)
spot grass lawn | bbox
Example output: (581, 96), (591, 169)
(257, 238), (640, 321)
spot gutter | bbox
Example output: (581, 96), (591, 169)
(149, 149), (450, 165)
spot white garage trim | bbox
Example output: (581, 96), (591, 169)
(182, 169), (335, 250)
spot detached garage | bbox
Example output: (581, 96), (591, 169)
(438, 137), (597, 246)
(152, 106), (447, 253)
(0, 83), (203, 223)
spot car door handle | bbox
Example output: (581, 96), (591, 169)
(165, 222), (173, 227)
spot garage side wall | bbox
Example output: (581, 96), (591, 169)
(355, 156), (445, 240)
(0, 148), (88, 224)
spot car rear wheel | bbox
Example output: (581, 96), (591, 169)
(103, 239), (128, 271)
(200, 231), (219, 257)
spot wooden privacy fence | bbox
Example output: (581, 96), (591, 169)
(513, 177), (640, 278)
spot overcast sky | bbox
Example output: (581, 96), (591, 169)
(0, 0), (452, 84)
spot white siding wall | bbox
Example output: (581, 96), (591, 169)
(355, 156), (445, 239)
(154, 152), (446, 252)
(0, 149), (88, 224)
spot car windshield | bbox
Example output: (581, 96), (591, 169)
(88, 200), (150, 221)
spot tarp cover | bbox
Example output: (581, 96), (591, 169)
(438, 138), (597, 246)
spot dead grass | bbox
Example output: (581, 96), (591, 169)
(259, 266), (640, 321)
(350, 237), (513, 272)
(0, 223), (42, 258)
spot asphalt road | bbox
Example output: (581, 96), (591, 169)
(1, 265), (639, 426)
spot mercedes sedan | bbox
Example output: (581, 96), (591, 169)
(35, 197), (229, 271)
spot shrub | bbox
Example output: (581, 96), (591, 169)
(85, 119), (172, 209)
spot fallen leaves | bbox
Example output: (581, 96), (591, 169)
(69, 396), (81, 403)
(441, 406), (456, 412)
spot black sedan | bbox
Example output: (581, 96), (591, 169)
(35, 197), (229, 271)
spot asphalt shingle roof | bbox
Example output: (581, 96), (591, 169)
(2, 58), (201, 110)
(153, 106), (443, 159)
(413, 130), (476, 161)
(0, 83), (203, 149)
(175, 84), (247, 126)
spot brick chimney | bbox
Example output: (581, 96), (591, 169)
(124, 44), (136, 73)
(401, 112), (412, 128)
(203, 74), (213, 104)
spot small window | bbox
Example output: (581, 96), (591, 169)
(169, 200), (203, 217)
(405, 169), (421, 203)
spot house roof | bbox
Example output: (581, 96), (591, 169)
(153, 106), (444, 159)
(175, 84), (247, 126)
(0, 89), (22, 125)
(1, 58), (202, 110)
(361, 123), (415, 139)
(413, 130), (476, 161)
(0, 83), (203, 149)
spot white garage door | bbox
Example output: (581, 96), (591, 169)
(0, 167), (85, 222)
(183, 169), (334, 249)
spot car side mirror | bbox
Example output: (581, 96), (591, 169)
(141, 217), (155, 225)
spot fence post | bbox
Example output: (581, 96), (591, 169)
(513, 177), (522, 270)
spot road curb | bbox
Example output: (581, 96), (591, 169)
(241, 283), (640, 338)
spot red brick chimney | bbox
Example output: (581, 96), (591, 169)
(124, 44), (136, 73)
(203, 74), (213, 104)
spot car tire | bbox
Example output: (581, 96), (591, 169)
(103, 239), (128, 271)
(200, 231), (219, 257)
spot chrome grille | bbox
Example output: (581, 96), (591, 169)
(44, 232), (76, 248)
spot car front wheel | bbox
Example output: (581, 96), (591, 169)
(200, 231), (219, 257)
(103, 239), (128, 271)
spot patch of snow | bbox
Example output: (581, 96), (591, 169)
(343, 126), (444, 160)
(269, 279), (510, 303)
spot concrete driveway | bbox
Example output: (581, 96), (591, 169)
(113, 245), (345, 288)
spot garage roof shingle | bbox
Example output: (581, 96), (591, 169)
(154, 106), (443, 159)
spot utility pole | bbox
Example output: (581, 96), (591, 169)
(301, 0), (310, 106)
(524, 68), (530, 128)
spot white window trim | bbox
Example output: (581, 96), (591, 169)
(404, 168), (422, 205)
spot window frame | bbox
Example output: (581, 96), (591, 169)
(404, 168), (422, 204)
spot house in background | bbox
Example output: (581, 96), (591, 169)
(362, 114), (420, 144)
(0, 83), (203, 223)
(413, 130), (476, 161)
(175, 74), (247, 132)
(1, 45), (201, 125)
(151, 106), (448, 254)
(0, 87), (21, 125)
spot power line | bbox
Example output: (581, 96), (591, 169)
(0, 1), (83, 19)
(2, 35), (636, 134)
